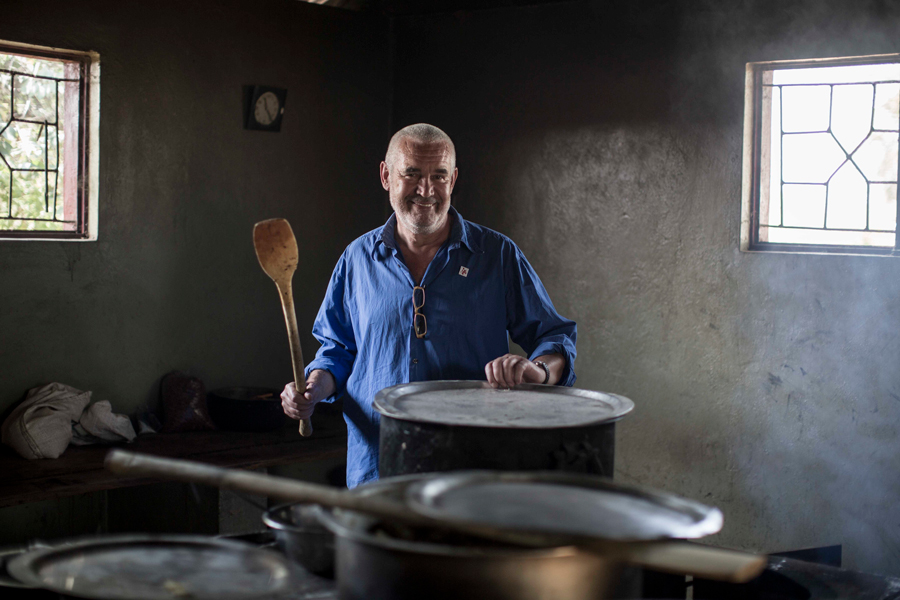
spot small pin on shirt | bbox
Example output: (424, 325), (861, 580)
(459, 266), (469, 277)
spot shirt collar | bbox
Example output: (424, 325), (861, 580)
(379, 213), (400, 251)
(378, 205), (481, 254)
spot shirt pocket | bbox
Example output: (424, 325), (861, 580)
(351, 278), (409, 347)
(431, 268), (506, 346)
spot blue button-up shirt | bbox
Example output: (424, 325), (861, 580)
(306, 207), (577, 488)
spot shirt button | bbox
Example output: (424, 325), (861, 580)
(412, 359), (418, 364)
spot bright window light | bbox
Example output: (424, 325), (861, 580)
(743, 56), (900, 255)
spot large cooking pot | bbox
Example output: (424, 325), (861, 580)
(315, 474), (623, 600)
(263, 502), (336, 577)
(374, 381), (634, 478)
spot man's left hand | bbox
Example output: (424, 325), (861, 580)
(484, 354), (546, 388)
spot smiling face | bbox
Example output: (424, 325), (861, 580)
(381, 138), (458, 237)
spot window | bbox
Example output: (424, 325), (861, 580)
(0, 41), (99, 240)
(742, 55), (900, 255)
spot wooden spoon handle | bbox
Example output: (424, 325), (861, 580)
(608, 540), (766, 583)
(279, 284), (312, 437)
(104, 450), (428, 525)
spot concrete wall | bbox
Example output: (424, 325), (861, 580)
(0, 0), (390, 417)
(3, 0), (899, 579)
(0, 0), (388, 541)
(392, 0), (900, 576)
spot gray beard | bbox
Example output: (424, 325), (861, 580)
(395, 198), (446, 235)
(398, 211), (444, 235)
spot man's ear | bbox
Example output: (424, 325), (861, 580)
(449, 167), (459, 193)
(380, 161), (390, 190)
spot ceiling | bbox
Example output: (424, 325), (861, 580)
(302, 0), (575, 16)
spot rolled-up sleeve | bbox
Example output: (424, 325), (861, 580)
(305, 253), (357, 402)
(503, 243), (577, 386)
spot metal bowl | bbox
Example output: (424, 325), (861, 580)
(263, 503), (335, 577)
(207, 387), (286, 432)
(315, 474), (621, 600)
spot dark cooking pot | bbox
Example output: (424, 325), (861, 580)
(314, 474), (622, 600)
(263, 503), (335, 577)
(207, 387), (286, 432)
(374, 381), (634, 478)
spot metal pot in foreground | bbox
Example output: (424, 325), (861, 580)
(6, 535), (304, 600)
(315, 474), (623, 600)
(263, 503), (335, 577)
(374, 381), (634, 478)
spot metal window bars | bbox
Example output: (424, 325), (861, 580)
(749, 58), (900, 255)
(0, 47), (88, 238)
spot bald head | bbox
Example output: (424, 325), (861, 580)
(385, 123), (456, 170)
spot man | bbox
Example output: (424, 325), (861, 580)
(281, 124), (576, 487)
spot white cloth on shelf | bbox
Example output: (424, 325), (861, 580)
(1, 383), (136, 460)
(70, 400), (137, 446)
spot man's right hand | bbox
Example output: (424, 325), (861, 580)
(281, 369), (336, 421)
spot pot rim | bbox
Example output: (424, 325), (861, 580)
(262, 503), (331, 535)
(314, 475), (586, 559)
(6, 534), (296, 599)
(407, 470), (724, 541)
(315, 505), (586, 559)
(373, 380), (634, 429)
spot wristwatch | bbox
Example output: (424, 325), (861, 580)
(533, 360), (550, 385)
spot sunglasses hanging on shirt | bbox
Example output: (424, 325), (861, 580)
(413, 286), (427, 339)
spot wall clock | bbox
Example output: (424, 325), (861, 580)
(244, 85), (287, 132)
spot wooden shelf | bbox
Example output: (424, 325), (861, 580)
(0, 404), (347, 508)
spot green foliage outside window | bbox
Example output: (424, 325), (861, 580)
(0, 52), (72, 232)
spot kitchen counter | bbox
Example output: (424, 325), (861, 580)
(0, 403), (347, 509)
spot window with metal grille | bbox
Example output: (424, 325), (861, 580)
(742, 55), (900, 255)
(0, 41), (99, 240)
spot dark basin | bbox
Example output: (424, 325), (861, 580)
(207, 387), (286, 432)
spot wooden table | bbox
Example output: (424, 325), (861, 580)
(0, 404), (347, 509)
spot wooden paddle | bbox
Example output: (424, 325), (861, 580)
(253, 218), (312, 437)
(105, 450), (767, 583)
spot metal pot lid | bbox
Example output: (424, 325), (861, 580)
(374, 381), (634, 428)
(7, 535), (299, 600)
(315, 474), (583, 558)
(0, 543), (47, 589)
(406, 471), (723, 543)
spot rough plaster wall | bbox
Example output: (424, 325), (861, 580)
(393, 0), (900, 576)
(0, 0), (389, 416)
(0, 0), (389, 540)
